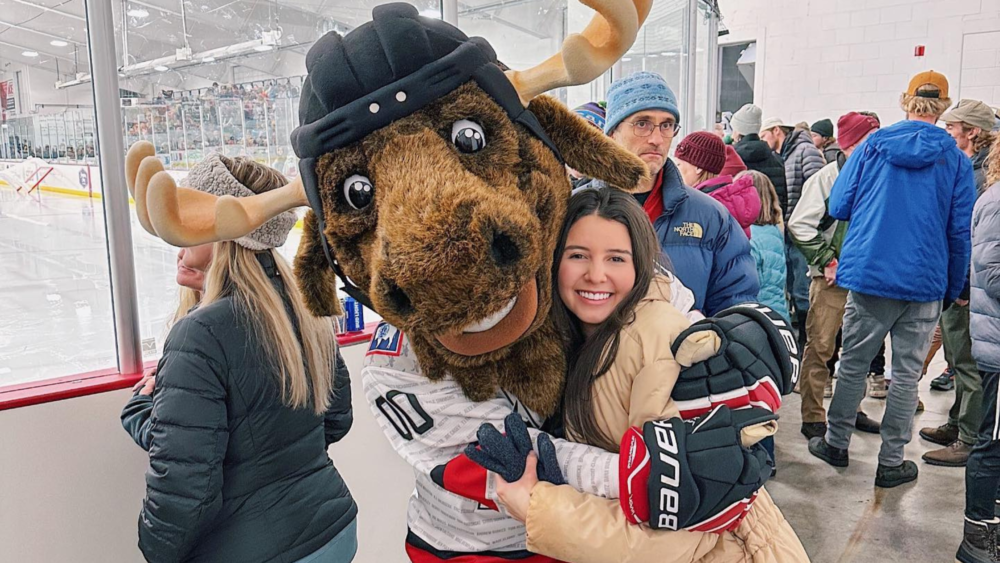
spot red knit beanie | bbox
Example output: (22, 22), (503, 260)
(675, 131), (726, 175)
(720, 144), (747, 176)
(837, 112), (880, 150)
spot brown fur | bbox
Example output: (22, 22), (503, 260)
(528, 96), (650, 191)
(295, 81), (645, 415)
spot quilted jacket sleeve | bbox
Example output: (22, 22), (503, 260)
(325, 348), (354, 445)
(139, 315), (229, 563)
(121, 392), (154, 452)
(977, 197), (1000, 300)
(525, 482), (716, 563)
(703, 215), (761, 316)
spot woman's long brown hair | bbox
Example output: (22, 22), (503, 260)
(553, 187), (667, 452)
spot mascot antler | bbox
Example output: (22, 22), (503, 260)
(124, 141), (308, 246)
(124, 0), (650, 247)
(506, 0), (653, 104)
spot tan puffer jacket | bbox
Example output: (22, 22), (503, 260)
(524, 275), (810, 563)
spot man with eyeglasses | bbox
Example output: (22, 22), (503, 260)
(580, 71), (758, 316)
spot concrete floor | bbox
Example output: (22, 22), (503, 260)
(768, 353), (965, 563)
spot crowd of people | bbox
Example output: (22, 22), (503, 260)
(116, 64), (1000, 563)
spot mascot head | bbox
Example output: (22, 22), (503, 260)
(124, 1), (651, 415)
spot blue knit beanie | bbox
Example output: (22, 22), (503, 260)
(604, 71), (680, 135)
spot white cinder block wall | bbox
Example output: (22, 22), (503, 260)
(718, 0), (1000, 127)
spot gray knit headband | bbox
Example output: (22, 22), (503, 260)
(184, 153), (297, 251)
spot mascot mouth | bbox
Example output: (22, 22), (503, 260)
(436, 279), (538, 356)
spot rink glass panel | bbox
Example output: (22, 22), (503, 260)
(1, 0), (717, 388)
(0, 0), (117, 387)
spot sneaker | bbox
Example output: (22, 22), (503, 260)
(922, 440), (973, 467)
(808, 437), (849, 467)
(875, 460), (918, 488)
(801, 422), (827, 440)
(869, 373), (887, 399)
(920, 423), (959, 446)
(930, 368), (955, 391)
(956, 518), (999, 563)
(855, 411), (881, 434)
(824, 378), (833, 398)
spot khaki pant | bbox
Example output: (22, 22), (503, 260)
(941, 304), (983, 444)
(800, 278), (849, 423)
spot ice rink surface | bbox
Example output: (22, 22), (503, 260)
(0, 185), (302, 387)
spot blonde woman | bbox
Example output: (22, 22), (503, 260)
(125, 155), (358, 563)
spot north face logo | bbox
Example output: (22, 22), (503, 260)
(674, 222), (704, 238)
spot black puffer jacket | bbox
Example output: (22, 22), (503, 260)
(138, 253), (357, 563)
(735, 133), (788, 212)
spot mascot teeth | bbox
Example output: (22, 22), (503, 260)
(463, 296), (518, 333)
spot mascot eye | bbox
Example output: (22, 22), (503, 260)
(451, 120), (487, 154)
(343, 174), (375, 210)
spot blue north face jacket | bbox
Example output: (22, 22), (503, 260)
(829, 120), (976, 303)
(579, 161), (759, 315)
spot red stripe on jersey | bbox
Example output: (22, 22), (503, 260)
(441, 453), (497, 510)
(406, 543), (565, 563)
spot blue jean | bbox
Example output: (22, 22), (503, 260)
(826, 292), (941, 466)
(784, 235), (810, 315)
(293, 519), (358, 563)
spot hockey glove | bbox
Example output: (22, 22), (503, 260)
(670, 303), (800, 420)
(619, 405), (776, 533)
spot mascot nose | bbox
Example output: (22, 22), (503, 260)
(382, 278), (414, 317)
(490, 229), (521, 268)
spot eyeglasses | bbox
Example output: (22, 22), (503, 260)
(621, 119), (681, 138)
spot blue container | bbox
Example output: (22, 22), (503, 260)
(345, 296), (364, 332)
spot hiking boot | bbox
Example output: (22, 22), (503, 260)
(875, 460), (918, 488)
(920, 423), (959, 446)
(855, 411), (881, 434)
(930, 368), (955, 391)
(809, 437), (849, 468)
(801, 422), (827, 440)
(922, 440), (973, 467)
(869, 373), (887, 399)
(824, 378), (834, 398)
(956, 518), (1000, 563)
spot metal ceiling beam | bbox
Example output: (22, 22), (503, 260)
(0, 18), (84, 46)
(0, 38), (83, 65)
(11, 0), (86, 22)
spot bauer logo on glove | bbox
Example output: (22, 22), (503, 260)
(619, 405), (777, 533)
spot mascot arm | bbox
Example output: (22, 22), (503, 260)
(524, 482), (713, 563)
(363, 365), (619, 510)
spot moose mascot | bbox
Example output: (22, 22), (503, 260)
(124, 2), (808, 562)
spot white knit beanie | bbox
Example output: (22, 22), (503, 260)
(730, 104), (762, 136)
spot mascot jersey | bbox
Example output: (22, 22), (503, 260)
(363, 322), (619, 562)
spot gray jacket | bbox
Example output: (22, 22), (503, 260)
(781, 129), (826, 220)
(971, 182), (1000, 373)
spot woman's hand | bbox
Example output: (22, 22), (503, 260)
(495, 453), (540, 523)
(133, 369), (157, 396)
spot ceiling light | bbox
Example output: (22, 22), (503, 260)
(154, 65), (169, 71)
(253, 45), (273, 52)
(201, 56), (215, 62)
(127, 8), (149, 17)
(50, 40), (68, 47)
(22, 51), (38, 57)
